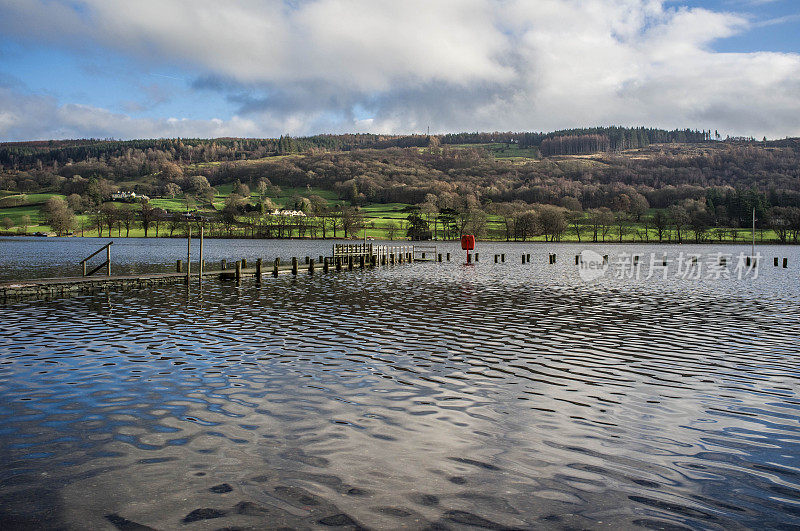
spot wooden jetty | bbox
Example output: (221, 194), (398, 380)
(0, 242), (421, 303)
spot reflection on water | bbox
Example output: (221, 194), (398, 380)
(1, 241), (799, 529)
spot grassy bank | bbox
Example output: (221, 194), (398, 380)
(0, 189), (792, 244)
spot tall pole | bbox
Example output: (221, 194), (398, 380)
(186, 221), (191, 285)
(752, 207), (755, 258)
(199, 223), (204, 284)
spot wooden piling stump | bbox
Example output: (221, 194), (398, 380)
(242, 258), (247, 269)
(292, 257), (298, 276)
(784, 258), (788, 268)
(273, 258), (279, 277)
(176, 260), (182, 273)
(324, 257), (329, 273)
(235, 261), (242, 281)
(309, 259), (315, 275)
(256, 258), (262, 280)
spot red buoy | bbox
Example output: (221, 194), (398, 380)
(461, 235), (475, 251)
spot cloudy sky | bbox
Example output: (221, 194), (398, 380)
(1, 0), (799, 141)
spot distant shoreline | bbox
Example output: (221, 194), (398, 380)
(0, 233), (795, 245)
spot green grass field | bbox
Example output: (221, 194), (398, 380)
(447, 142), (540, 159)
(0, 186), (787, 244)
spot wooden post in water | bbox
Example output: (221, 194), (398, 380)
(256, 258), (262, 281)
(775, 257), (779, 267)
(784, 258), (788, 268)
(235, 260), (241, 281)
(359, 255), (365, 269)
(438, 253), (442, 262)
(107, 244), (111, 276)
(467, 252), (472, 264)
(474, 253), (478, 262)
(273, 258), (279, 277)
(501, 253), (505, 263)
(83, 261), (87, 277)
(447, 252), (451, 261)
(292, 257), (298, 276)
(309, 259), (315, 275)
(305, 256), (310, 265)
(242, 258), (247, 269)
(336, 258), (342, 271)
(527, 253), (530, 263)
(221, 259), (226, 270)
(176, 259), (182, 273)
(324, 257), (329, 273)
(348, 256), (354, 270)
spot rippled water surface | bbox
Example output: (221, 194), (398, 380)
(1, 239), (799, 529)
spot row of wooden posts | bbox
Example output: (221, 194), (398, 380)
(176, 248), (418, 282)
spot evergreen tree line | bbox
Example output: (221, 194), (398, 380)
(0, 127), (713, 170)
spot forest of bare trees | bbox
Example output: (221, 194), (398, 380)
(1, 130), (798, 243)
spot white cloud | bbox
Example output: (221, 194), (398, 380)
(0, 87), (272, 140)
(0, 0), (799, 139)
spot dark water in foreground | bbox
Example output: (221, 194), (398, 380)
(1, 239), (799, 529)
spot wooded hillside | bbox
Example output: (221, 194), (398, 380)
(1, 128), (798, 243)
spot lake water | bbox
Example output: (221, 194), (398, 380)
(1, 237), (799, 529)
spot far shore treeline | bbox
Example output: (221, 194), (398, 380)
(1, 127), (799, 244)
